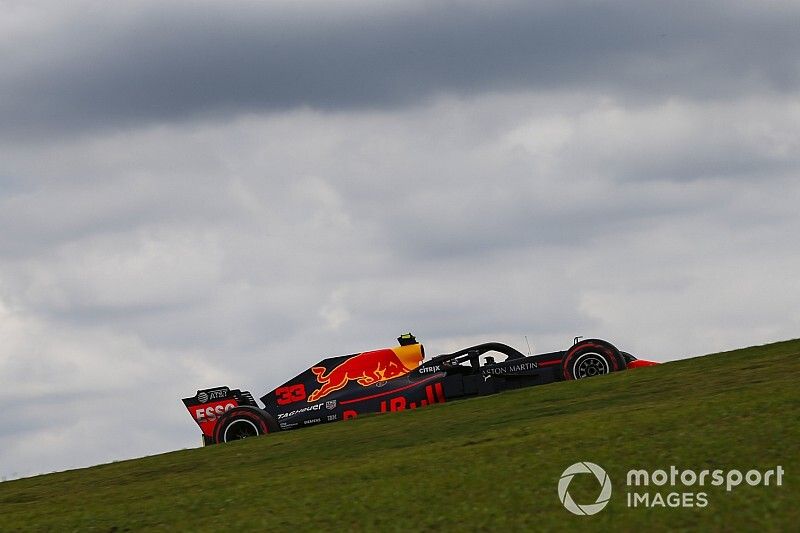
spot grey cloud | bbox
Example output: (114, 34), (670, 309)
(3, 1), (800, 137)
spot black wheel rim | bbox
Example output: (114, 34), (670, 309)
(224, 420), (259, 441)
(574, 353), (609, 379)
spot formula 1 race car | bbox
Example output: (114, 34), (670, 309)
(182, 335), (657, 445)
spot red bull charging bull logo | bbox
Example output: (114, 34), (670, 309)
(307, 345), (423, 402)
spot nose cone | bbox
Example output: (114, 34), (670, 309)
(627, 359), (659, 369)
(393, 344), (424, 370)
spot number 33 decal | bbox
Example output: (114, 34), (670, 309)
(275, 384), (306, 405)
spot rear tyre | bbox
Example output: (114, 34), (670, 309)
(561, 339), (624, 380)
(213, 406), (278, 444)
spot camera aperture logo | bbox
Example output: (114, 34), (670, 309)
(558, 462), (612, 516)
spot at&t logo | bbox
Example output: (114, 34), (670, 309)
(558, 462), (612, 516)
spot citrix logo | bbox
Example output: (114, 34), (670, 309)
(558, 462), (612, 516)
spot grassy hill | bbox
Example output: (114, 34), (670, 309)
(1, 339), (798, 531)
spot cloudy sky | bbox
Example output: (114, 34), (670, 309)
(1, 0), (799, 479)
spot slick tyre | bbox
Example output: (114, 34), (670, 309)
(561, 339), (625, 380)
(213, 406), (278, 444)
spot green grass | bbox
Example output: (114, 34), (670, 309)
(1, 339), (798, 532)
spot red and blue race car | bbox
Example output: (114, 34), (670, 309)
(182, 335), (657, 445)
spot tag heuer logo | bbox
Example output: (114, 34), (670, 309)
(326, 400), (337, 410)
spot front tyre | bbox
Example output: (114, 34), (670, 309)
(213, 406), (278, 444)
(561, 339), (624, 380)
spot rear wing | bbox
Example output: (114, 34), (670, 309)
(182, 386), (258, 443)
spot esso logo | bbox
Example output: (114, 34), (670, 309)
(195, 402), (235, 422)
